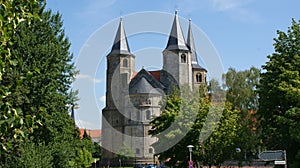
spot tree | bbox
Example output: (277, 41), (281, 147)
(257, 19), (300, 167)
(222, 67), (260, 163)
(222, 67), (260, 111)
(0, 0), (41, 163)
(200, 102), (239, 168)
(149, 85), (201, 167)
(7, 140), (53, 168)
(116, 144), (135, 161)
(149, 84), (240, 168)
(1, 1), (97, 167)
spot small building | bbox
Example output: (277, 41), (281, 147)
(79, 128), (102, 144)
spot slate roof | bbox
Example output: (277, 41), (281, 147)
(109, 17), (132, 55)
(165, 11), (189, 51)
(129, 69), (165, 95)
(186, 19), (207, 72)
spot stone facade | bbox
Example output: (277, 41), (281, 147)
(101, 13), (207, 167)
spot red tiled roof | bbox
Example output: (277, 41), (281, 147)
(131, 70), (161, 82)
(131, 72), (138, 79)
(149, 70), (160, 81)
(79, 128), (101, 139)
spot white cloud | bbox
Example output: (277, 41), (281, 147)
(76, 74), (103, 84)
(210, 0), (251, 11)
(76, 74), (90, 79)
(86, 0), (117, 10)
(74, 0), (117, 20)
(208, 0), (262, 23)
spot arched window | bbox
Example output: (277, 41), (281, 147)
(123, 59), (128, 67)
(149, 148), (153, 154)
(147, 99), (151, 105)
(181, 54), (186, 63)
(196, 73), (202, 83)
(146, 110), (151, 120)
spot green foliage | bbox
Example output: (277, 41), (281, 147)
(80, 132), (102, 159)
(7, 140), (53, 168)
(0, 0), (41, 156)
(223, 67), (260, 111)
(1, 1), (96, 167)
(149, 85), (201, 167)
(200, 102), (239, 167)
(257, 19), (300, 167)
(150, 84), (240, 167)
(223, 67), (260, 162)
(74, 147), (93, 168)
(116, 144), (135, 160)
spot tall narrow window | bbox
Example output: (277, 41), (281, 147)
(146, 110), (151, 120)
(196, 73), (202, 83)
(181, 54), (187, 63)
(136, 111), (140, 121)
(123, 59), (128, 67)
(136, 148), (140, 154)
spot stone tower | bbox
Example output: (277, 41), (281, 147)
(102, 17), (135, 160)
(162, 11), (193, 89)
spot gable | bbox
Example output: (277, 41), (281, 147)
(129, 69), (165, 95)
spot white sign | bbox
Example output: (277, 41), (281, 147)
(274, 160), (286, 165)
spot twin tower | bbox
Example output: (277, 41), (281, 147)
(101, 12), (207, 166)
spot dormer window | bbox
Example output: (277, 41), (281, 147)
(181, 54), (187, 63)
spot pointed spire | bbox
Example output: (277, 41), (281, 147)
(165, 11), (188, 51)
(187, 19), (206, 70)
(109, 17), (131, 55)
(187, 19), (198, 65)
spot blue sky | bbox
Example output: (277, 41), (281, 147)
(46, 0), (299, 129)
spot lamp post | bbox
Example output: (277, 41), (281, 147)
(187, 145), (194, 161)
(187, 145), (194, 168)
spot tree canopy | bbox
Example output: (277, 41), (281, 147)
(0, 1), (98, 167)
(149, 84), (241, 168)
(223, 67), (260, 163)
(257, 19), (300, 168)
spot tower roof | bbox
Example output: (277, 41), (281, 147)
(109, 17), (132, 55)
(165, 11), (189, 51)
(187, 19), (207, 70)
(187, 19), (197, 63)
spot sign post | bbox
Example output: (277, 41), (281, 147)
(258, 150), (287, 168)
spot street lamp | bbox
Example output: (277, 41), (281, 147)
(187, 145), (194, 161)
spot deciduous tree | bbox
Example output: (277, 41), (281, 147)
(222, 67), (260, 162)
(257, 19), (300, 168)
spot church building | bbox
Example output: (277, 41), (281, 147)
(101, 12), (207, 166)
